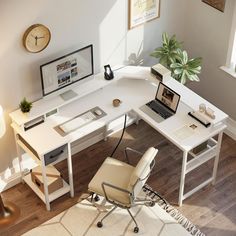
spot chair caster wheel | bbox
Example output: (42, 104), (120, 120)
(145, 201), (155, 207)
(97, 221), (103, 228)
(149, 201), (155, 207)
(134, 226), (139, 233)
(94, 195), (100, 202)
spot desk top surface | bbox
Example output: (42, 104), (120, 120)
(11, 66), (228, 155)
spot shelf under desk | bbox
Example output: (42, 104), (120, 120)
(23, 175), (70, 203)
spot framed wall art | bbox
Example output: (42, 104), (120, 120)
(128, 0), (160, 29)
(202, 0), (226, 12)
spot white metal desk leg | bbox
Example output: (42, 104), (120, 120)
(67, 144), (74, 197)
(16, 143), (24, 182)
(212, 131), (223, 185)
(135, 115), (139, 125)
(40, 157), (50, 211)
(178, 151), (188, 206)
(104, 125), (108, 141)
(14, 132), (24, 182)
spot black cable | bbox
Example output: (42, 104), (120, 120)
(110, 114), (127, 157)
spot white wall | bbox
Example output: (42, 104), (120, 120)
(182, 0), (236, 120)
(0, 0), (186, 174)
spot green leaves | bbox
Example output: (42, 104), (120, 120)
(19, 97), (32, 113)
(151, 32), (202, 84)
(150, 32), (182, 69)
(170, 50), (202, 84)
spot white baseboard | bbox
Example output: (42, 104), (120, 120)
(225, 117), (236, 140)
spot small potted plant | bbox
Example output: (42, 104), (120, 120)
(151, 32), (202, 84)
(19, 97), (32, 113)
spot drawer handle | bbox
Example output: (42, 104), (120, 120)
(49, 150), (64, 159)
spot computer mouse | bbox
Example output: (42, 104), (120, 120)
(94, 109), (102, 116)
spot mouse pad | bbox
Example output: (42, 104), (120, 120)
(54, 106), (107, 136)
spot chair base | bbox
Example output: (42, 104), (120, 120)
(89, 192), (100, 202)
(0, 202), (20, 227)
(96, 205), (140, 233)
(94, 192), (155, 233)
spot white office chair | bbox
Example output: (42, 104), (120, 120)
(88, 147), (158, 233)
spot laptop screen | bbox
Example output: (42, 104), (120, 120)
(155, 82), (180, 113)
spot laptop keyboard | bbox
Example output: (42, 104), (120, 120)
(146, 101), (173, 119)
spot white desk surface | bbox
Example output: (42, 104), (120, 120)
(12, 66), (228, 156)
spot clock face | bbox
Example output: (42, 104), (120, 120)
(23, 24), (51, 53)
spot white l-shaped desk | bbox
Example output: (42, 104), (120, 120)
(10, 66), (228, 210)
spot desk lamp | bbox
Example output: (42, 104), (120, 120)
(0, 105), (20, 227)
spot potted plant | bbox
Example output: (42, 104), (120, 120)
(151, 32), (202, 84)
(150, 32), (182, 69)
(19, 97), (32, 113)
(170, 49), (202, 84)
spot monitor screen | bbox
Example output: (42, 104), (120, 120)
(40, 44), (93, 97)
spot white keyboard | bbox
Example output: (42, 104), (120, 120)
(60, 111), (96, 133)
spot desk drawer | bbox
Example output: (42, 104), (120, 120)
(44, 144), (67, 165)
(18, 135), (39, 159)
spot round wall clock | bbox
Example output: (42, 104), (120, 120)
(23, 24), (51, 53)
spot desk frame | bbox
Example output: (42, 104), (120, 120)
(9, 66), (228, 208)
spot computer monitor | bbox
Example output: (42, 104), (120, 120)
(40, 44), (94, 100)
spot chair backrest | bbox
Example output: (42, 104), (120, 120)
(128, 147), (158, 198)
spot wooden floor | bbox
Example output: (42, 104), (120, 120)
(1, 120), (236, 236)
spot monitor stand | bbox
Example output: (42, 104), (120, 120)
(60, 90), (78, 101)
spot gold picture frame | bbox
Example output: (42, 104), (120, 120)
(202, 0), (226, 12)
(128, 0), (160, 29)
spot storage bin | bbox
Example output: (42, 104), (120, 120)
(31, 165), (63, 194)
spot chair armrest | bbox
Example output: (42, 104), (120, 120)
(124, 147), (143, 164)
(101, 182), (132, 206)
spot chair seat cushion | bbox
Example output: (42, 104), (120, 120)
(88, 157), (134, 205)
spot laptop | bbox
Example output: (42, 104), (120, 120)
(140, 82), (181, 123)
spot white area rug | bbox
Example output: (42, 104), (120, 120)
(23, 186), (205, 236)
